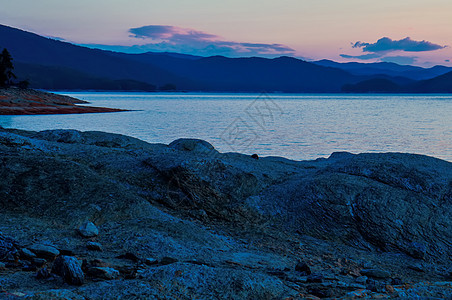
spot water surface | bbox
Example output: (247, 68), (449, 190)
(1, 92), (451, 161)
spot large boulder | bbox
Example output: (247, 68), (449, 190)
(169, 138), (217, 154)
(255, 152), (452, 262)
(52, 256), (85, 285)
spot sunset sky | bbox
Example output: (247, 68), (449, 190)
(1, 0), (451, 67)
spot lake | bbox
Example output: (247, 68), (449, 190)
(1, 92), (451, 162)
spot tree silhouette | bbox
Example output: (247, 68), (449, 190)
(0, 48), (17, 88)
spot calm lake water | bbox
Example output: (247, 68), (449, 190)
(1, 92), (451, 162)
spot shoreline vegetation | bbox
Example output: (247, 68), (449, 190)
(0, 88), (126, 115)
(0, 128), (451, 298)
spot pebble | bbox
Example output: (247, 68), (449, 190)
(355, 276), (368, 284)
(78, 222), (99, 238)
(86, 241), (102, 251)
(33, 258), (47, 267)
(408, 242), (427, 259)
(20, 248), (36, 260)
(366, 278), (385, 292)
(360, 268), (390, 279)
(295, 261), (311, 275)
(386, 285), (395, 293)
(52, 256), (84, 285)
(28, 244), (60, 260)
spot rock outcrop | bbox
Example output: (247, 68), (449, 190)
(0, 127), (451, 299)
(0, 88), (126, 115)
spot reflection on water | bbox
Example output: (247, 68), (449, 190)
(1, 92), (451, 162)
(0, 117), (12, 128)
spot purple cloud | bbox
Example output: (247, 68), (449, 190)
(381, 56), (418, 65)
(125, 25), (295, 57)
(353, 37), (445, 53)
(129, 25), (217, 42)
(340, 53), (382, 60)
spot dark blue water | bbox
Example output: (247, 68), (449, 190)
(1, 92), (451, 161)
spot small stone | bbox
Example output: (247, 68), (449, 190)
(295, 261), (311, 275)
(355, 276), (368, 284)
(28, 244), (60, 260)
(87, 267), (119, 279)
(52, 256), (84, 285)
(36, 267), (51, 279)
(408, 242), (427, 259)
(251, 154), (259, 160)
(366, 278), (384, 292)
(78, 222), (99, 238)
(86, 241), (102, 251)
(160, 257), (178, 265)
(360, 268), (390, 279)
(386, 285), (395, 293)
(144, 258), (158, 265)
(33, 258), (47, 267)
(20, 248), (36, 260)
(307, 273), (323, 283)
(116, 252), (139, 262)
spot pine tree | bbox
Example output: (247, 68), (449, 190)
(0, 48), (17, 88)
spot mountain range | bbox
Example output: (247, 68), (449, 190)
(1, 24), (452, 93)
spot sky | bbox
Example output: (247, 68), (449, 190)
(1, 0), (451, 67)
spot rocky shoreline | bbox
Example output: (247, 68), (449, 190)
(0, 127), (451, 299)
(0, 88), (125, 115)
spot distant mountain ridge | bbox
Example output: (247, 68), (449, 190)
(313, 59), (452, 81)
(1, 24), (452, 93)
